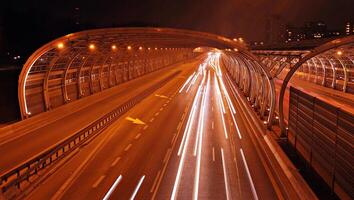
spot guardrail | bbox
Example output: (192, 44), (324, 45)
(0, 70), (180, 194)
(288, 86), (353, 200)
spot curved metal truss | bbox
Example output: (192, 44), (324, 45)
(221, 51), (276, 128)
(19, 27), (248, 119)
(254, 42), (354, 94)
(278, 35), (354, 135)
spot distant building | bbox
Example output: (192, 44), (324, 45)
(284, 21), (341, 43)
(265, 15), (284, 45)
(345, 22), (354, 35)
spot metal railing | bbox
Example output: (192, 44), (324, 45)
(0, 70), (180, 193)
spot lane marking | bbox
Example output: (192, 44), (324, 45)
(163, 103), (167, 107)
(92, 175), (105, 188)
(126, 117), (146, 125)
(111, 157), (121, 167)
(221, 148), (231, 200)
(149, 117), (155, 122)
(102, 175), (123, 200)
(212, 147), (215, 162)
(212, 121), (214, 130)
(240, 148), (259, 200)
(163, 148), (172, 163)
(171, 133), (177, 145)
(124, 144), (132, 151)
(154, 112), (159, 116)
(172, 81), (203, 199)
(130, 175), (145, 200)
(143, 125), (148, 130)
(160, 107), (164, 111)
(177, 121), (183, 131)
(150, 170), (162, 193)
(134, 133), (142, 140)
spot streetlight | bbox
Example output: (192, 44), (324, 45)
(336, 50), (343, 56)
(111, 45), (117, 50)
(89, 44), (95, 50)
(57, 42), (64, 49)
(127, 46), (132, 50)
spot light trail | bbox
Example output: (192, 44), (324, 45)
(177, 85), (202, 156)
(102, 175), (123, 200)
(213, 73), (228, 139)
(193, 70), (210, 199)
(172, 85), (203, 200)
(179, 72), (195, 93)
(214, 73), (226, 114)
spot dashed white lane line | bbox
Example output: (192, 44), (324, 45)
(160, 107), (164, 111)
(130, 175), (145, 200)
(221, 148), (231, 200)
(212, 147), (215, 162)
(135, 133), (142, 140)
(149, 118), (155, 122)
(92, 175), (105, 188)
(171, 133), (177, 145)
(212, 121), (214, 130)
(177, 121), (183, 131)
(124, 144), (132, 152)
(163, 148), (172, 163)
(240, 148), (259, 200)
(103, 175), (123, 200)
(143, 125), (148, 130)
(163, 103), (167, 107)
(150, 170), (162, 193)
(155, 112), (160, 116)
(111, 157), (121, 167)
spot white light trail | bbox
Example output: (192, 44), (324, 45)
(213, 73), (228, 139)
(102, 175), (123, 200)
(177, 86), (202, 156)
(179, 72), (195, 93)
(172, 85), (203, 200)
(193, 87), (207, 200)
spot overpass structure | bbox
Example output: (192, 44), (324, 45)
(0, 28), (352, 200)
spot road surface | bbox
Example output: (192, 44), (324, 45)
(27, 52), (278, 200)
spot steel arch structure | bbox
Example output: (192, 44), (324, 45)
(19, 27), (273, 121)
(278, 35), (354, 135)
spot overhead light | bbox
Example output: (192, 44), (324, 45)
(57, 42), (64, 49)
(89, 44), (95, 50)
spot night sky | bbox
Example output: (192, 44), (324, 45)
(1, 0), (353, 61)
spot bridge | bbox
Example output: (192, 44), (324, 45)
(0, 28), (352, 200)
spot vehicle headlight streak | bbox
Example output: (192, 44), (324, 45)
(172, 84), (203, 200)
(179, 72), (195, 93)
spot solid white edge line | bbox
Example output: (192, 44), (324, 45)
(102, 175), (123, 200)
(130, 175), (145, 200)
(240, 149), (259, 200)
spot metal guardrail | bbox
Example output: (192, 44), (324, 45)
(0, 71), (180, 193)
(288, 86), (353, 200)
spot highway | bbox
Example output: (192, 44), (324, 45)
(27, 52), (278, 200)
